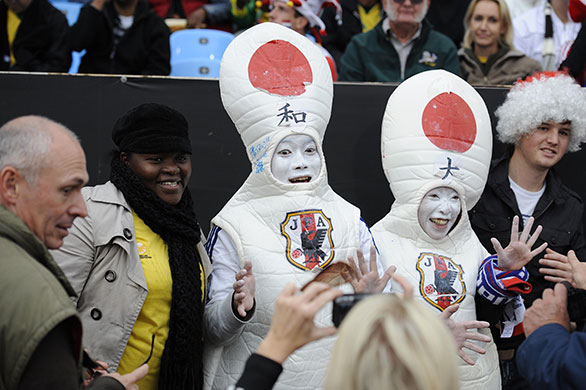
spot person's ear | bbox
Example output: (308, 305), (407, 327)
(0, 167), (21, 205)
(120, 152), (129, 166)
(294, 15), (309, 31)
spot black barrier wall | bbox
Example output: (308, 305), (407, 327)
(1, 73), (585, 234)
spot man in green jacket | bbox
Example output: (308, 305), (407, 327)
(339, 0), (459, 82)
(0, 115), (147, 390)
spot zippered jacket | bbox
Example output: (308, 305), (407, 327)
(458, 45), (542, 86)
(339, 18), (459, 82)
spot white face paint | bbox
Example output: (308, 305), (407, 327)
(418, 187), (461, 240)
(271, 134), (321, 184)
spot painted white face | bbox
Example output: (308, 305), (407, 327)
(271, 134), (321, 184)
(418, 187), (461, 240)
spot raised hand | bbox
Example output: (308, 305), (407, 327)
(256, 282), (343, 363)
(567, 250), (586, 290)
(347, 245), (396, 293)
(491, 216), (548, 271)
(232, 260), (256, 318)
(391, 272), (414, 299)
(439, 304), (491, 366)
(539, 248), (574, 285)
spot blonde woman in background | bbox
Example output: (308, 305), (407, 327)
(458, 0), (542, 85)
(325, 285), (460, 390)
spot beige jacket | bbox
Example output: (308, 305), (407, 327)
(458, 46), (542, 86)
(51, 181), (211, 371)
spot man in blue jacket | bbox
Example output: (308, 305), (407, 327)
(517, 250), (586, 389)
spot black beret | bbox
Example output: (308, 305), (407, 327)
(112, 103), (192, 154)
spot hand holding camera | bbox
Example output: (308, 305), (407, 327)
(257, 282), (343, 364)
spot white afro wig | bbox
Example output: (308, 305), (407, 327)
(495, 72), (586, 152)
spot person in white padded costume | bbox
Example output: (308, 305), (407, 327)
(203, 22), (392, 390)
(371, 69), (548, 390)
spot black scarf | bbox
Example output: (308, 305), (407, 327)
(110, 156), (203, 390)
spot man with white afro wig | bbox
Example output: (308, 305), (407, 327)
(495, 72), (586, 152)
(470, 71), (586, 389)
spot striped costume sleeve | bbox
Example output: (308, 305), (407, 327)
(476, 255), (532, 305)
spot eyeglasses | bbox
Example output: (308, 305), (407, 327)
(391, 0), (424, 4)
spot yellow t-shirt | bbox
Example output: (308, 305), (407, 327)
(117, 212), (173, 390)
(7, 10), (21, 65)
(117, 212), (206, 390)
(358, 3), (381, 33)
(477, 55), (489, 64)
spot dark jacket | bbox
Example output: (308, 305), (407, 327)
(0, 0), (71, 72)
(0, 205), (126, 390)
(470, 154), (586, 348)
(148, 0), (231, 28)
(458, 44), (542, 86)
(70, 0), (170, 75)
(235, 353), (282, 390)
(517, 323), (586, 389)
(560, 20), (586, 86)
(320, 0), (383, 67)
(424, 0), (470, 49)
(0, 205), (81, 390)
(339, 18), (459, 82)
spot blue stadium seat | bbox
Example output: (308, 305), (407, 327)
(52, 2), (84, 73)
(52, 2), (82, 26)
(69, 50), (85, 74)
(170, 29), (234, 64)
(170, 59), (222, 78)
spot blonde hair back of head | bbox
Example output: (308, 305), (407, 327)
(325, 294), (460, 390)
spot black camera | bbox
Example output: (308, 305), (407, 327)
(332, 293), (371, 328)
(562, 282), (586, 322)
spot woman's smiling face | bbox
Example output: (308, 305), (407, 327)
(418, 187), (461, 240)
(122, 151), (192, 205)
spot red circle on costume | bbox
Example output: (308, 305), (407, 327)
(421, 92), (476, 153)
(248, 40), (313, 96)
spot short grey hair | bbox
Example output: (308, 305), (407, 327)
(0, 116), (78, 184)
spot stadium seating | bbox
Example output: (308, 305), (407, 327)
(52, 1), (85, 74)
(170, 29), (234, 78)
(52, 1), (82, 25)
(170, 58), (222, 78)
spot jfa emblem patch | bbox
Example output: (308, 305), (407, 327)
(280, 209), (334, 270)
(416, 252), (465, 311)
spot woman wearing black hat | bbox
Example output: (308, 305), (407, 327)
(52, 103), (255, 390)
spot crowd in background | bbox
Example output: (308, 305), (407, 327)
(2, 0), (586, 85)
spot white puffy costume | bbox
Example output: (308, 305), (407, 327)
(203, 23), (378, 390)
(372, 70), (514, 389)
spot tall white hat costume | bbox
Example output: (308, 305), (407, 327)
(203, 22), (366, 390)
(371, 70), (501, 389)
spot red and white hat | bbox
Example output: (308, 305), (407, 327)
(381, 70), (493, 211)
(219, 22), (333, 184)
(270, 0), (342, 32)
